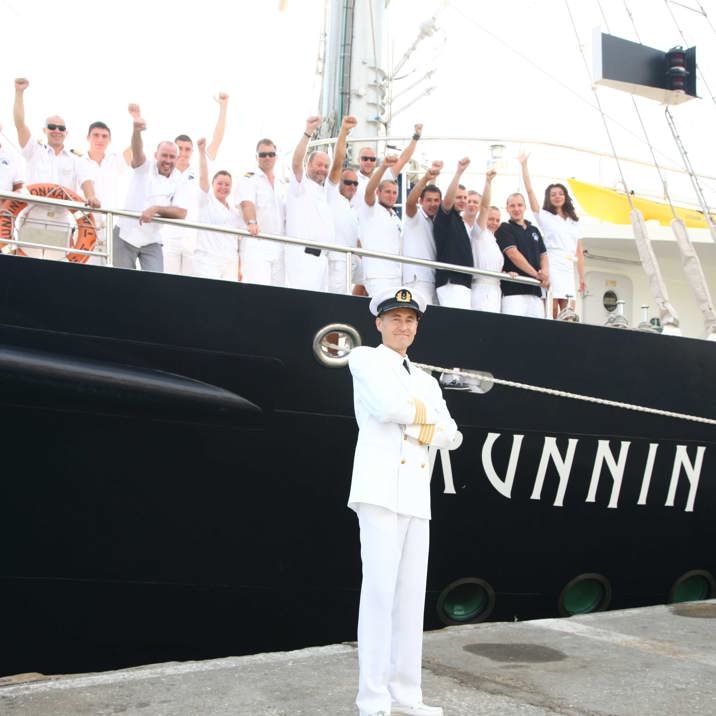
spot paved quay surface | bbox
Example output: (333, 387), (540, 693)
(2, 601), (715, 716)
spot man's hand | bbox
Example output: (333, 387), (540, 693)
(197, 137), (207, 153)
(128, 104), (146, 131)
(413, 123), (423, 137)
(342, 115), (358, 131)
(14, 78), (29, 92)
(305, 116), (321, 135)
(139, 206), (159, 225)
(383, 154), (399, 168)
(85, 197), (101, 209)
(517, 152), (530, 165)
(485, 168), (497, 182)
(426, 163), (441, 181)
(457, 157), (470, 172)
(215, 92), (229, 106)
(248, 222), (260, 237)
(537, 269), (550, 289)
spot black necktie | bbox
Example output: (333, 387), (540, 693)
(403, 359), (411, 374)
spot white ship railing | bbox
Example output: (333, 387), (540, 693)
(0, 189), (540, 293)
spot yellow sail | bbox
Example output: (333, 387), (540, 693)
(568, 178), (713, 228)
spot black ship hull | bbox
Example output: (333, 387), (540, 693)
(1, 254), (714, 677)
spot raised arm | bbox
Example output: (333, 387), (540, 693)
(206, 93), (228, 161)
(197, 137), (209, 193)
(518, 153), (540, 214)
(391, 123), (423, 176)
(477, 168), (497, 230)
(442, 157), (470, 211)
(13, 78), (31, 148)
(292, 115), (321, 182)
(364, 154), (398, 207)
(329, 115), (357, 185)
(128, 104), (146, 168)
(405, 160), (442, 218)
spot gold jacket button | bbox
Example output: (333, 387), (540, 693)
(400, 458), (406, 464)
(420, 463), (426, 468)
(404, 435), (407, 441)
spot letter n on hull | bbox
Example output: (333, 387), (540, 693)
(531, 436), (579, 507)
(666, 445), (706, 512)
(482, 432), (525, 498)
(586, 440), (631, 509)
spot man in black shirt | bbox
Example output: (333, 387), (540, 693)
(433, 157), (474, 309)
(495, 192), (549, 318)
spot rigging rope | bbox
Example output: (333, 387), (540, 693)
(414, 363), (716, 427)
(663, 0), (716, 107)
(563, 0), (635, 209)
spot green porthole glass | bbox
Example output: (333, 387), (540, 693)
(669, 570), (715, 604)
(437, 578), (495, 625)
(559, 574), (611, 617)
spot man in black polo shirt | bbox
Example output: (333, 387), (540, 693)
(433, 157), (474, 309)
(495, 192), (549, 318)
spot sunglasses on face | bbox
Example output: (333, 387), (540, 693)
(46, 123), (67, 132)
(360, 156), (377, 162)
(342, 179), (359, 186)
(257, 151), (276, 158)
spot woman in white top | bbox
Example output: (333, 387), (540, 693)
(193, 137), (242, 281)
(470, 169), (506, 312)
(519, 154), (585, 318)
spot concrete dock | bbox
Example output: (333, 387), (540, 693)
(2, 601), (715, 715)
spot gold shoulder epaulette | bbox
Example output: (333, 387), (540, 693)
(243, 171), (255, 178)
(70, 148), (84, 157)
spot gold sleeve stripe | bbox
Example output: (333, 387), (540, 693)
(413, 398), (427, 425)
(418, 424), (435, 445)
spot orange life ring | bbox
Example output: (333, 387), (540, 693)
(0, 183), (96, 263)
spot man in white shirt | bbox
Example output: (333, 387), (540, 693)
(326, 115), (360, 294)
(237, 137), (286, 286)
(114, 104), (186, 272)
(285, 116), (334, 291)
(162, 93), (229, 276)
(359, 154), (403, 297)
(402, 161), (443, 305)
(12, 78), (99, 206)
(0, 126), (23, 193)
(80, 121), (129, 265)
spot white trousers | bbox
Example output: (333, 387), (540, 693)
(240, 236), (285, 287)
(327, 252), (351, 294)
(404, 279), (437, 306)
(163, 234), (197, 276)
(284, 245), (328, 291)
(193, 251), (239, 282)
(471, 281), (501, 312)
(356, 503), (429, 716)
(502, 294), (544, 318)
(436, 282), (471, 309)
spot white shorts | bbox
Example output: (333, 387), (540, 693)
(285, 245), (328, 292)
(240, 236), (285, 287)
(163, 233), (197, 276)
(502, 294), (544, 318)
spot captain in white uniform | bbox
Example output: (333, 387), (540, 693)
(348, 287), (461, 716)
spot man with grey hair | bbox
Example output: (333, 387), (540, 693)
(114, 104), (187, 272)
(284, 115), (335, 291)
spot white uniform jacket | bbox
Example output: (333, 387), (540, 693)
(348, 344), (458, 519)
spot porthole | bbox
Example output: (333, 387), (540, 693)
(668, 570), (715, 604)
(437, 577), (495, 625)
(558, 573), (611, 616)
(603, 290), (618, 312)
(312, 323), (361, 367)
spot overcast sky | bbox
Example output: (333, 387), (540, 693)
(2, 0), (715, 207)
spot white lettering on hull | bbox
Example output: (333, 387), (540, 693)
(531, 436), (579, 507)
(586, 440), (631, 509)
(478, 433), (706, 511)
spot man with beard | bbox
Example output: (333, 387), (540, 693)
(433, 157), (474, 309)
(114, 104), (186, 272)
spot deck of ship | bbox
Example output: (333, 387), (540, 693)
(1, 600), (714, 715)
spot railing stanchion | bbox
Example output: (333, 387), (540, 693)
(105, 212), (114, 267)
(345, 251), (353, 294)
